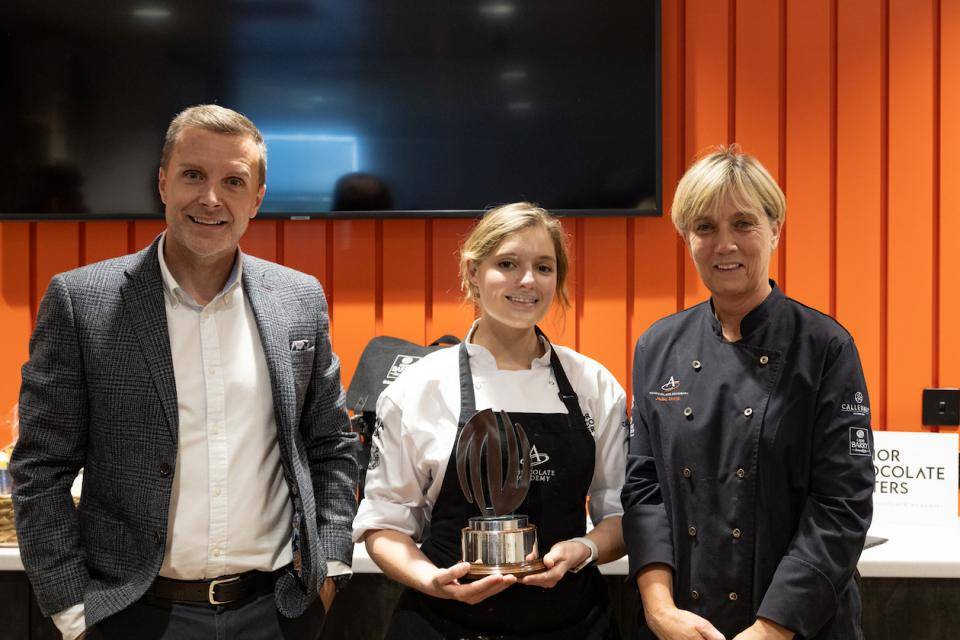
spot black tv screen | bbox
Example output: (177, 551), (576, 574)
(1, 1), (660, 218)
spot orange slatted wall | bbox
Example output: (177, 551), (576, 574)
(0, 0), (957, 446)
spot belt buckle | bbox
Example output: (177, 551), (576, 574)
(208, 575), (242, 606)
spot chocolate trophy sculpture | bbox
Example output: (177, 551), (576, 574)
(456, 408), (545, 577)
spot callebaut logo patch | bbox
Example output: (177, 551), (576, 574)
(842, 390), (870, 416)
(649, 375), (689, 402)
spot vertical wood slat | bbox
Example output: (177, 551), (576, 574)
(330, 221), (377, 393)
(784, 0), (832, 313)
(736, 0), (784, 285)
(83, 221), (130, 266)
(0, 223), (31, 445)
(579, 218), (629, 386)
(282, 219), (328, 285)
(541, 218), (578, 350)
(682, 0), (730, 309)
(940, 0), (960, 428)
(34, 223), (80, 321)
(430, 219), (475, 339)
(887, 0), (936, 431)
(836, 0), (885, 429)
(381, 220), (426, 344)
(241, 219), (278, 262)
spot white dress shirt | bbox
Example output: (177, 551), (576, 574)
(54, 235), (346, 639)
(353, 323), (628, 543)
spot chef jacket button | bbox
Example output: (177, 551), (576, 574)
(681, 467), (692, 478)
(729, 592), (739, 601)
(732, 528), (742, 539)
(690, 590), (700, 600)
(736, 467), (746, 479)
(743, 407), (753, 417)
(759, 355), (769, 365)
(687, 526), (697, 537)
(683, 407), (693, 418)
(692, 360), (702, 370)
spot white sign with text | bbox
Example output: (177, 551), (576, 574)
(872, 431), (958, 524)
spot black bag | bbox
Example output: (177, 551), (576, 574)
(346, 334), (460, 496)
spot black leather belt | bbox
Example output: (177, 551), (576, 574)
(148, 568), (282, 606)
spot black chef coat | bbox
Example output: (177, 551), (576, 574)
(621, 282), (874, 639)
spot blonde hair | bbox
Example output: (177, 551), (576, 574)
(459, 202), (571, 308)
(161, 104), (267, 186)
(671, 145), (785, 234)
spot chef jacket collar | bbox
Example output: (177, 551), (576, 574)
(464, 319), (553, 370)
(707, 279), (785, 341)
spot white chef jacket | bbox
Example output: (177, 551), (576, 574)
(352, 325), (628, 543)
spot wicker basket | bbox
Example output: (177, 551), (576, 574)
(0, 494), (15, 545)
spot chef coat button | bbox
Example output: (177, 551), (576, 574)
(159, 462), (172, 477)
(690, 590), (700, 600)
(729, 592), (739, 601)
(474, 381), (482, 389)
(759, 355), (769, 365)
(683, 407), (693, 418)
(681, 467), (692, 478)
(732, 528), (742, 539)
(692, 360), (702, 370)
(736, 467), (746, 479)
(687, 526), (697, 537)
(743, 407), (753, 417)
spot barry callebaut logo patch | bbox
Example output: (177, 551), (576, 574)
(649, 376), (689, 403)
(849, 427), (871, 456)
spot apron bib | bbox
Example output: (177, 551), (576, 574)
(387, 329), (615, 639)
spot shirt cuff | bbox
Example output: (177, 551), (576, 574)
(325, 560), (352, 577)
(52, 603), (85, 640)
(352, 498), (425, 542)
(588, 488), (625, 523)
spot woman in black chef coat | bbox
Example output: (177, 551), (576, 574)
(354, 202), (629, 639)
(621, 147), (874, 640)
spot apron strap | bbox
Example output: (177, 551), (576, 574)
(457, 341), (477, 429)
(535, 327), (588, 428)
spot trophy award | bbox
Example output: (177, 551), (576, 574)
(455, 408), (545, 578)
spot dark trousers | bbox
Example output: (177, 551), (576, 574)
(88, 591), (326, 640)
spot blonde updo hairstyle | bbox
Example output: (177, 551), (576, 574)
(459, 202), (571, 309)
(671, 145), (786, 235)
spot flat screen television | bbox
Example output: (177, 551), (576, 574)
(1, 1), (661, 219)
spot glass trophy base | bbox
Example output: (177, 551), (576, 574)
(461, 515), (546, 578)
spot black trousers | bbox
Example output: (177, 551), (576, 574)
(88, 591), (326, 640)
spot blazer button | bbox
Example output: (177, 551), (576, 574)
(736, 467), (746, 479)
(743, 407), (753, 417)
(732, 528), (742, 539)
(690, 590), (700, 600)
(159, 462), (172, 477)
(681, 467), (692, 478)
(153, 530), (163, 546)
(687, 526), (697, 537)
(692, 360), (702, 370)
(729, 592), (739, 601)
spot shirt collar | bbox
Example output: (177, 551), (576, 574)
(707, 279), (785, 340)
(157, 232), (244, 310)
(464, 319), (553, 370)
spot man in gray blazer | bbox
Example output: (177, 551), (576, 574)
(11, 105), (358, 639)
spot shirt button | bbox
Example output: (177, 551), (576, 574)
(729, 592), (739, 601)
(687, 526), (697, 537)
(759, 355), (769, 365)
(690, 590), (700, 600)
(732, 528), (742, 539)
(683, 407), (693, 417)
(736, 467), (746, 479)
(208, 367), (216, 376)
(212, 549), (221, 557)
(681, 467), (692, 478)
(159, 462), (172, 477)
(692, 360), (702, 370)
(743, 407), (753, 417)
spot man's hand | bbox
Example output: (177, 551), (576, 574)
(731, 618), (794, 640)
(421, 561), (516, 605)
(320, 577), (337, 612)
(647, 606), (726, 640)
(519, 539), (592, 588)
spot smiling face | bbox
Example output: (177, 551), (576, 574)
(686, 195), (780, 307)
(158, 127), (265, 264)
(469, 225), (558, 332)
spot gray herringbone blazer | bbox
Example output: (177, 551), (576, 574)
(11, 238), (358, 627)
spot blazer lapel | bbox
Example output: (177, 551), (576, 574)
(120, 239), (179, 443)
(243, 258), (295, 437)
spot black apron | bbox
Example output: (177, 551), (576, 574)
(387, 330), (616, 640)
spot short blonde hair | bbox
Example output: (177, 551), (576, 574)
(459, 202), (571, 308)
(161, 104), (267, 186)
(671, 145), (785, 234)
